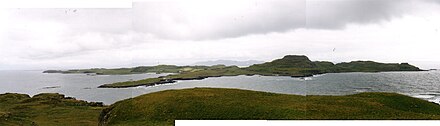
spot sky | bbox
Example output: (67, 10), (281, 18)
(1, 0), (440, 70)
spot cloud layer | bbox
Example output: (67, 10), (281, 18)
(134, 0), (306, 40)
(133, 0), (430, 40)
(1, 0), (440, 70)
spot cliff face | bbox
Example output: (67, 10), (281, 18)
(98, 105), (114, 126)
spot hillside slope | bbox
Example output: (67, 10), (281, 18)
(99, 88), (440, 126)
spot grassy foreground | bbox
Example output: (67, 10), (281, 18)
(0, 93), (105, 126)
(99, 88), (440, 126)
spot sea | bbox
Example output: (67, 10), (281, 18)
(0, 70), (439, 105)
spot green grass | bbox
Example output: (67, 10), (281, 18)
(0, 93), (105, 126)
(99, 88), (440, 126)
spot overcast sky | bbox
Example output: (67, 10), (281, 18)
(1, 0), (440, 70)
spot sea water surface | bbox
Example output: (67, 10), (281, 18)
(0, 70), (439, 105)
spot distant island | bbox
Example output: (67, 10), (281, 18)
(43, 65), (211, 75)
(193, 59), (264, 67)
(95, 55), (422, 88)
(44, 55), (422, 88)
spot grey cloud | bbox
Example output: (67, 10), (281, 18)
(133, 0), (426, 40)
(427, 0), (440, 4)
(2, 9), (135, 61)
(133, 0), (306, 40)
(8, 8), (132, 34)
(2, 0), (440, 70)
(7, 0), (426, 41)
(306, 0), (409, 29)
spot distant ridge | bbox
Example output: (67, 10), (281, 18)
(193, 60), (264, 67)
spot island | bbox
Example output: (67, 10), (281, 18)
(94, 55), (421, 88)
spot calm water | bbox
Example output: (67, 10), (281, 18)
(0, 70), (439, 105)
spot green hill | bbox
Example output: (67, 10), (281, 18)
(0, 93), (104, 126)
(98, 88), (440, 126)
(246, 55), (421, 77)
